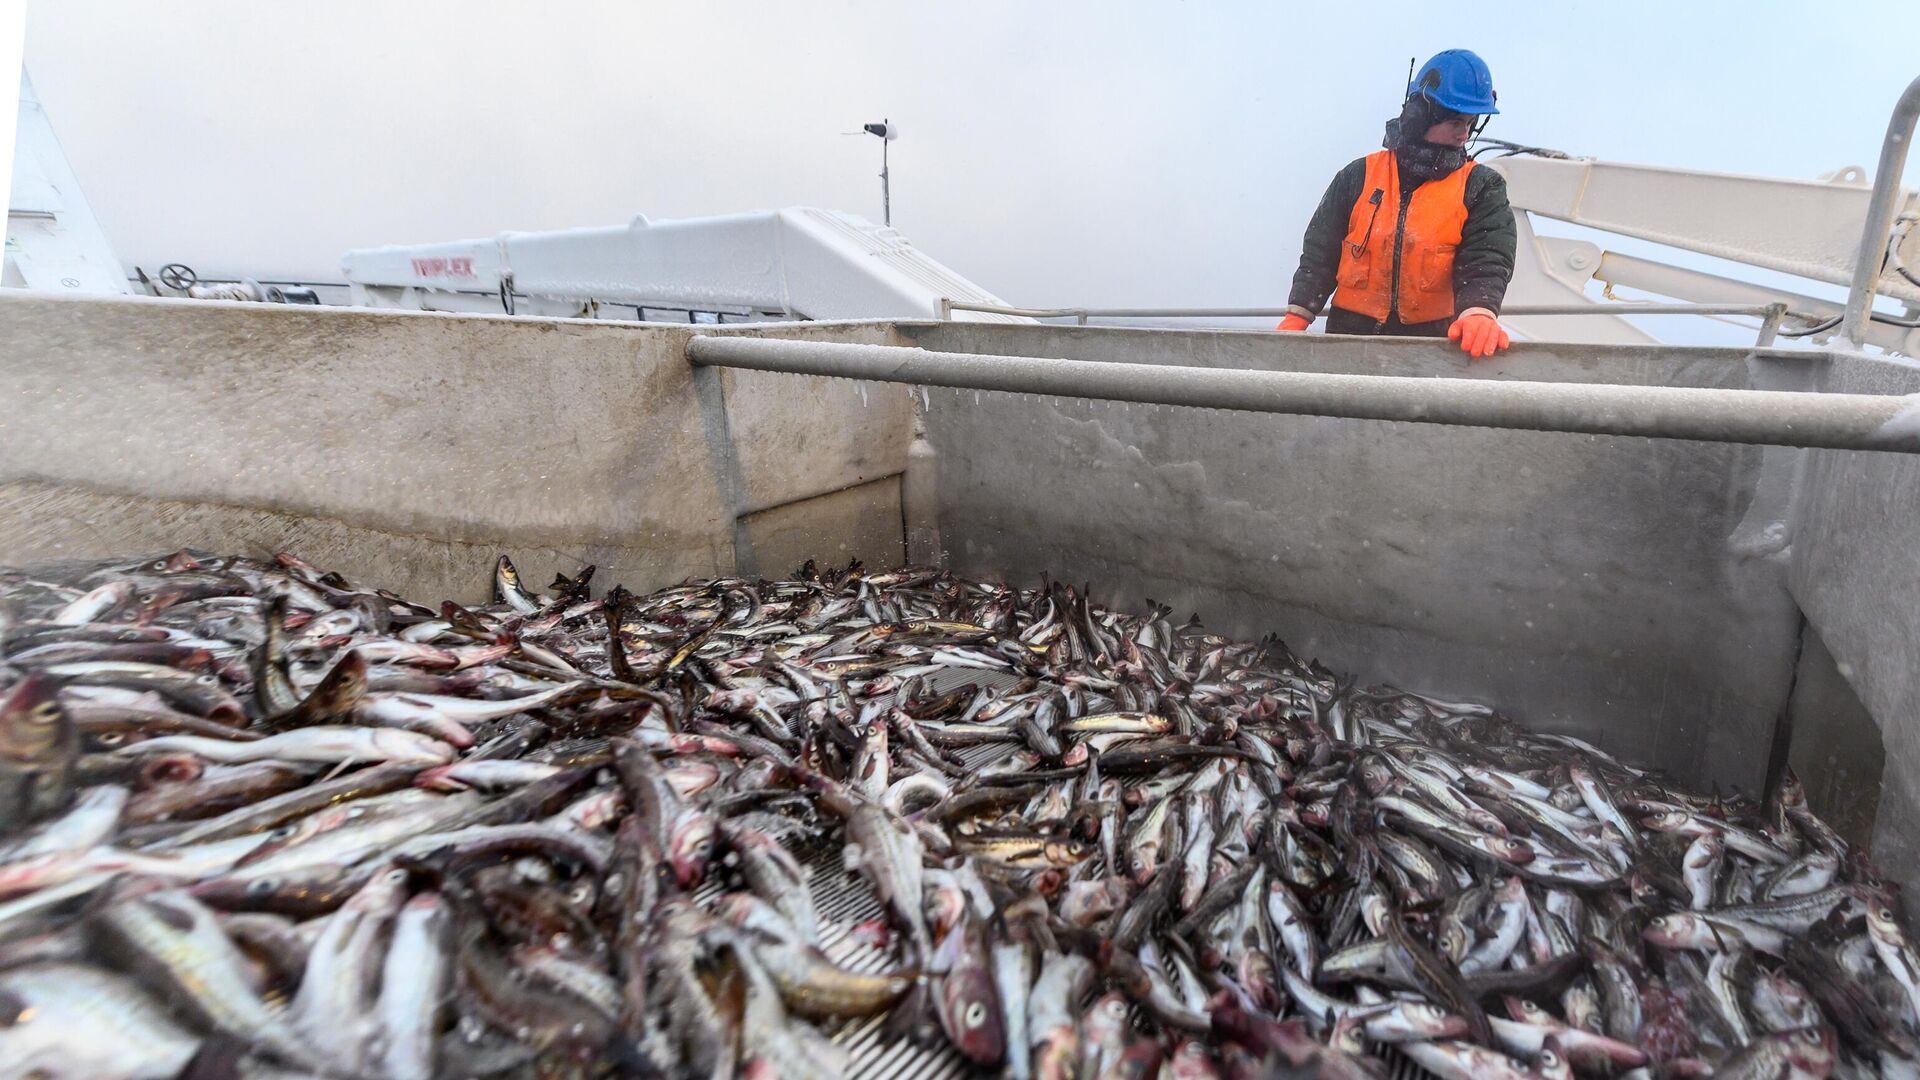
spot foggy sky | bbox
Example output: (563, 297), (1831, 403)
(19, 0), (1918, 308)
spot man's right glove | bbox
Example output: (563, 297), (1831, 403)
(1275, 313), (1311, 332)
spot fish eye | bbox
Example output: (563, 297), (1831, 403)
(964, 1002), (987, 1027)
(1796, 1030), (1821, 1045)
(268, 826), (297, 840)
(26, 703), (59, 725)
(1541, 1050), (1561, 1067)
(245, 878), (279, 895)
(96, 732), (124, 746)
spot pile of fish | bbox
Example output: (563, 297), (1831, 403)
(0, 550), (1913, 1079)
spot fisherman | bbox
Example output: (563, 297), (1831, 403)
(1276, 49), (1517, 358)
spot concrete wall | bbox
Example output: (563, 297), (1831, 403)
(0, 293), (914, 605)
(907, 323), (1803, 792)
(1789, 351), (1920, 882)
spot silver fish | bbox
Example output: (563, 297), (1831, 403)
(94, 885), (327, 1071)
(0, 962), (201, 1079)
(113, 726), (456, 767)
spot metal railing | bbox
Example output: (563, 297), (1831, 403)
(939, 299), (1799, 347)
(1841, 73), (1920, 347)
(687, 335), (1920, 455)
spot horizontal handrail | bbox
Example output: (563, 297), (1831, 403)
(941, 299), (1798, 322)
(941, 298), (1801, 347)
(686, 335), (1920, 455)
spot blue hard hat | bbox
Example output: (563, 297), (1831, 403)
(1409, 49), (1498, 115)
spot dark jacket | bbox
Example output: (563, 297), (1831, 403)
(1286, 156), (1517, 336)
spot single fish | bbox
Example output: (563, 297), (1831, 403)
(0, 962), (202, 1079)
(1867, 899), (1920, 1026)
(742, 930), (915, 1019)
(719, 819), (819, 944)
(935, 914), (1005, 1065)
(990, 924), (1034, 1080)
(93, 885), (327, 1071)
(111, 726), (456, 766)
(0, 784), (126, 861)
(0, 673), (78, 831)
(290, 866), (412, 1070)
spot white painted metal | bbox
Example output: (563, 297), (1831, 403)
(1491, 155), (1920, 305)
(0, 7), (23, 255)
(5, 70), (130, 295)
(1498, 213), (1657, 345)
(342, 207), (1023, 323)
(1594, 250), (1920, 356)
(1480, 147), (1920, 355)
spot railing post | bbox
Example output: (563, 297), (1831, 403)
(1840, 75), (1920, 348)
(1756, 303), (1786, 348)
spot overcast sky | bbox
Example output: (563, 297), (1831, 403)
(17, 0), (1918, 310)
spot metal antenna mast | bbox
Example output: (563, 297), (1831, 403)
(862, 119), (896, 226)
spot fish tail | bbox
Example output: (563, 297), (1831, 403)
(882, 976), (940, 1045)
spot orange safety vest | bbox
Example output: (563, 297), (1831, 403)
(1331, 149), (1475, 325)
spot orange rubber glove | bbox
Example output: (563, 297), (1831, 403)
(1275, 313), (1311, 332)
(1447, 308), (1510, 358)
